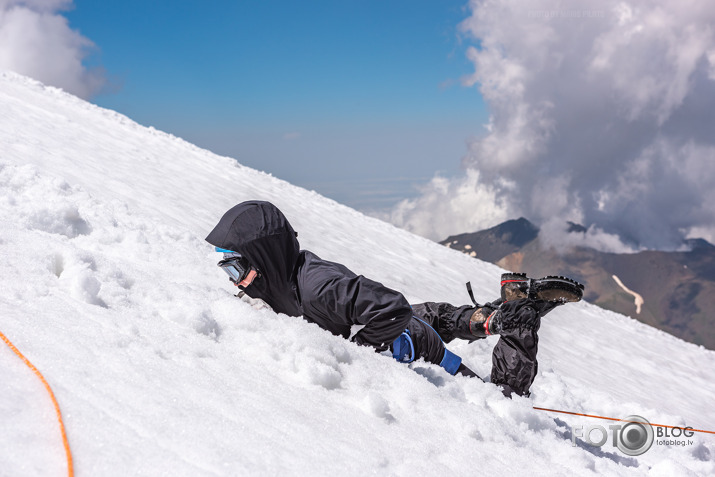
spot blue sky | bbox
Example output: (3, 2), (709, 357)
(66, 0), (488, 210)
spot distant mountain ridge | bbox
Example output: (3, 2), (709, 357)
(443, 218), (539, 263)
(441, 219), (715, 350)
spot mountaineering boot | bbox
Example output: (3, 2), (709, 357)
(500, 273), (584, 304)
(469, 299), (546, 336)
(468, 304), (504, 337)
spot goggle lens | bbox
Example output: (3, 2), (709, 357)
(218, 255), (250, 284)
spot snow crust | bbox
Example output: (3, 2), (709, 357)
(1, 71), (714, 476)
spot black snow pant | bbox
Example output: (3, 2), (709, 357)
(410, 298), (554, 397)
(391, 315), (465, 376)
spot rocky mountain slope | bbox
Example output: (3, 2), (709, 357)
(442, 219), (715, 350)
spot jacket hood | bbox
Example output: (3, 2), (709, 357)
(206, 201), (302, 316)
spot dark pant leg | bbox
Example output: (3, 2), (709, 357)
(406, 317), (446, 365)
(413, 299), (555, 394)
(390, 316), (465, 376)
(490, 299), (542, 397)
(409, 304), (485, 378)
(411, 302), (480, 343)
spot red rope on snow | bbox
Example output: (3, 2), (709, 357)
(533, 406), (715, 435)
(0, 331), (74, 477)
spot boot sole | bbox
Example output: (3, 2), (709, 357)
(501, 273), (584, 303)
(534, 276), (584, 303)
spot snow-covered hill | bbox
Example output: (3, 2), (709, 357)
(1, 71), (713, 476)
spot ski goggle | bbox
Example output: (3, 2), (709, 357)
(215, 247), (257, 286)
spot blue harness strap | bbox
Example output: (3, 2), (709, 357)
(414, 317), (463, 375)
(391, 317), (464, 375)
(392, 329), (415, 363)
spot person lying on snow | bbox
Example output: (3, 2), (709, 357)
(206, 201), (584, 398)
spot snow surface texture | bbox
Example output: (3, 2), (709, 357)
(0, 70), (714, 476)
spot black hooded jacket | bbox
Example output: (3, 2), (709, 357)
(206, 201), (412, 351)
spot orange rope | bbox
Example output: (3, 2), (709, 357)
(533, 406), (715, 435)
(0, 331), (74, 477)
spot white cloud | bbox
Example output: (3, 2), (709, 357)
(539, 218), (640, 254)
(391, 0), (715, 249)
(0, 0), (104, 98)
(686, 225), (715, 246)
(387, 169), (511, 240)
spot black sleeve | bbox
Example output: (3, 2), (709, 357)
(311, 273), (413, 352)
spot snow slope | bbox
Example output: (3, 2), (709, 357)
(1, 71), (714, 476)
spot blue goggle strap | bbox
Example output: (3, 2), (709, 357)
(215, 247), (237, 253)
